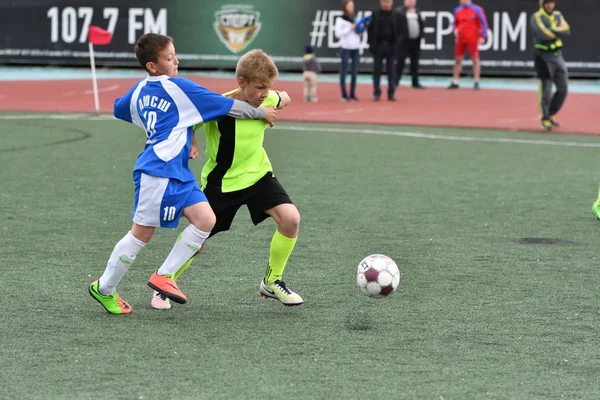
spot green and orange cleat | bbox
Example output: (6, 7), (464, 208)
(88, 280), (132, 314)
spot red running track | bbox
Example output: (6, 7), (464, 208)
(0, 77), (597, 135)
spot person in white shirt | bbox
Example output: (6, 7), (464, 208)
(334, 0), (362, 102)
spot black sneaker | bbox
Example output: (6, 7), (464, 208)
(473, 82), (480, 91)
(541, 118), (553, 132)
(448, 83), (460, 89)
(412, 83), (425, 89)
(349, 96), (359, 101)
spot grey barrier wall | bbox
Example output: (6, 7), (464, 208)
(0, 0), (598, 77)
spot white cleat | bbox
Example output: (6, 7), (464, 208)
(151, 290), (172, 310)
(259, 279), (303, 306)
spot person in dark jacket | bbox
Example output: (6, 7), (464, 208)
(395, 0), (425, 89)
(367, 0), (401, 101)
(531, 0), (570, 132)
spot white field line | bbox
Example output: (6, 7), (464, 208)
(274, 125), (600, 148)
(0, 113), (599, 148)
(306, 107), (365, 116)
(0, 113), (115, 120)
(82, 84), (120, 95)
(64, 84), (120, 96)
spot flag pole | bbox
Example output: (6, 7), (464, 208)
(88, 42), (100, 115)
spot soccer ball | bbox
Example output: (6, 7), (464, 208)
(356, 254), (400, 298)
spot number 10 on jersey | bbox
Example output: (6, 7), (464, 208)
(144, 111), (157, 137)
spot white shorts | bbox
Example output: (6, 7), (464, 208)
(131, 172), (207, 228)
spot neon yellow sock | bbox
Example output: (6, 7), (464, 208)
(173, 256), (195, 281)
(596, 183), (600, 203)
(265, 230), (297, 285)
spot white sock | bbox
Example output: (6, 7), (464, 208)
(157, 225), (210, 276)
(452, 79), (459, 85)
(98, 232), (146, 295)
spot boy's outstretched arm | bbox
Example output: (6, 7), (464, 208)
(229, 100), (277, 127)
(169, 77), (277, 126)
(274, 91), (291, 110)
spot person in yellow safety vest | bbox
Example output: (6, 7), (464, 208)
(530, 0), (570, 132)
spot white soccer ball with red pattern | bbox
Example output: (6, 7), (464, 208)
(356, 254), (400, 297)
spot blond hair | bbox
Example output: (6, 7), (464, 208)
(235, 49), (279, 83)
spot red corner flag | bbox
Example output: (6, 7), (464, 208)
(88, 25), (112, 114)
(88, 25), (112, 45)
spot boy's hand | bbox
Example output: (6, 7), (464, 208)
(189, 135), (200, 159)
(263, 106), (277, 127)
(478, 37), (486, 45)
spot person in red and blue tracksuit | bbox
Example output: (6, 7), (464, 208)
(448, 0), (488, 90)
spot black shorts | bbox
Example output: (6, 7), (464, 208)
(203, 172), (293, 237)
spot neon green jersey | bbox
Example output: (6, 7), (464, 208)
(198, 89), (279, 192)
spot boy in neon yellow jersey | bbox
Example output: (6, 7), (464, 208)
(151, 49), (302, 309)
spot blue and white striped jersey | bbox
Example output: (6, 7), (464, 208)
(114, 75), (234, 182)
